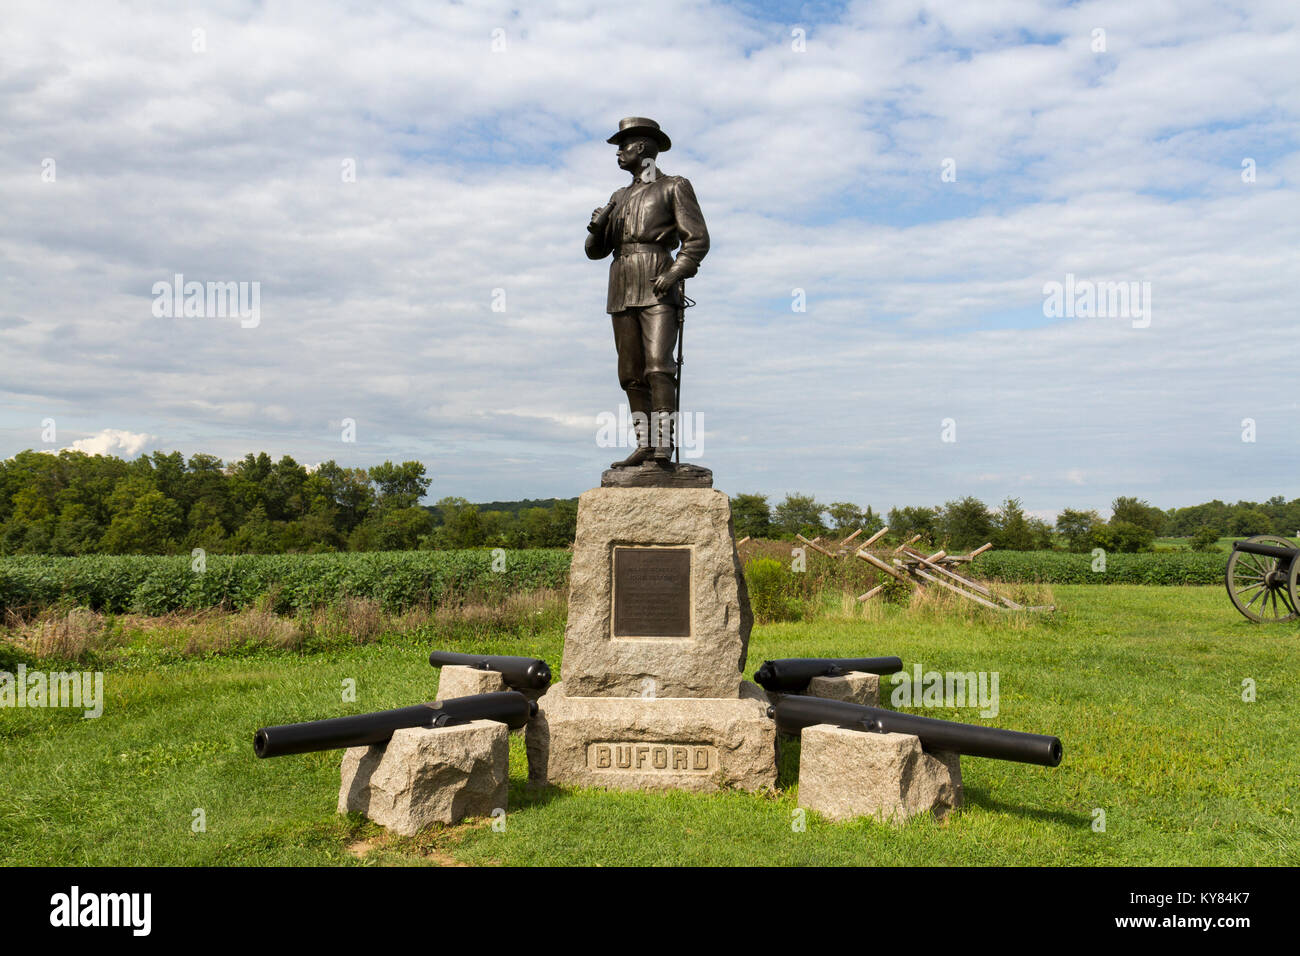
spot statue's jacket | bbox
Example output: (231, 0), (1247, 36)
(585, 172), (710, 313)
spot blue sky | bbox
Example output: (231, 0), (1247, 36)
(1, 0), (1296, 520)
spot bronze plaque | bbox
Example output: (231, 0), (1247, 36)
(612, 547), (691, 637)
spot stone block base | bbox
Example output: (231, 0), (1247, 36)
(436, 664), (508, 699)
(562, 486), (751, 699)
(765, 671), (881, 708)
(807, 672), (880, 706)
(526, 681), (776, 793)
(338, 719), (508, 835)
(797, 725), (961, 823)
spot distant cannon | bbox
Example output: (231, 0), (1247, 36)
(768, 694), (1062, 767)
(753, 657), (903, 694)
(428, 651), (552, 690)
(253, 691), (536, 758)
(1226, 535), (1299, 623)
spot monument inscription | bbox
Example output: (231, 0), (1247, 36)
(612, 547), (691, 637)
(588, 742), (716, 773)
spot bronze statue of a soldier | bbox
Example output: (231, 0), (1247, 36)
(587, 117), (709, 469)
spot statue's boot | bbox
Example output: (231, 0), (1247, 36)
(610, 388), (655, 468)
(649, 372), (677, 466)
(651, 411), (675, 466)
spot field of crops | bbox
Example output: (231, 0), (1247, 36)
(970, 549), (1228, 585)
(0, 550), (571, 615)
(0, 546), (1233, 617)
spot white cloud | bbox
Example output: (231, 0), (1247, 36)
(0, 0), (1295, 513)
(62, 429), (158, 458)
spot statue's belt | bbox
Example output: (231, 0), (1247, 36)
(615, 242), (671, 257)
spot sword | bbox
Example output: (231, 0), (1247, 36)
(675, 287), (694, 466)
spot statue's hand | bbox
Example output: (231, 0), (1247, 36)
(652, 269), (678, 298)
(588, 207), (606, 233)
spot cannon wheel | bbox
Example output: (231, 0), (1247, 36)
(1225, 534), (1300, 623)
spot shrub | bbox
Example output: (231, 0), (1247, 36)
(743, 557), (804, 622)
(877, 575), (912, 606)
(1190, 526), (1221, 552)
(1091, 521), (1155, 553)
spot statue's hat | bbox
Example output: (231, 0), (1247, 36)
(606, 117), (671, 151)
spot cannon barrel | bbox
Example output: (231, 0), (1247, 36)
(1232, 541), (1297, 561)
(769, 695), (1062, 767)
(253, 691), (536, 758)
(428, 650), (552, 690)
(754, 657), (903, 693)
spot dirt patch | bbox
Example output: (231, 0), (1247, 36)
(345, 823), (479, 866)
(346, 838), (376, 859)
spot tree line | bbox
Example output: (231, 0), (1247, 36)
(0, 449), (576, 555)
(732, 493), (1300, 553)
(0, 448), (1294, 555)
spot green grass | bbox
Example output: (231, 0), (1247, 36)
(1, 585), (1296, 866)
